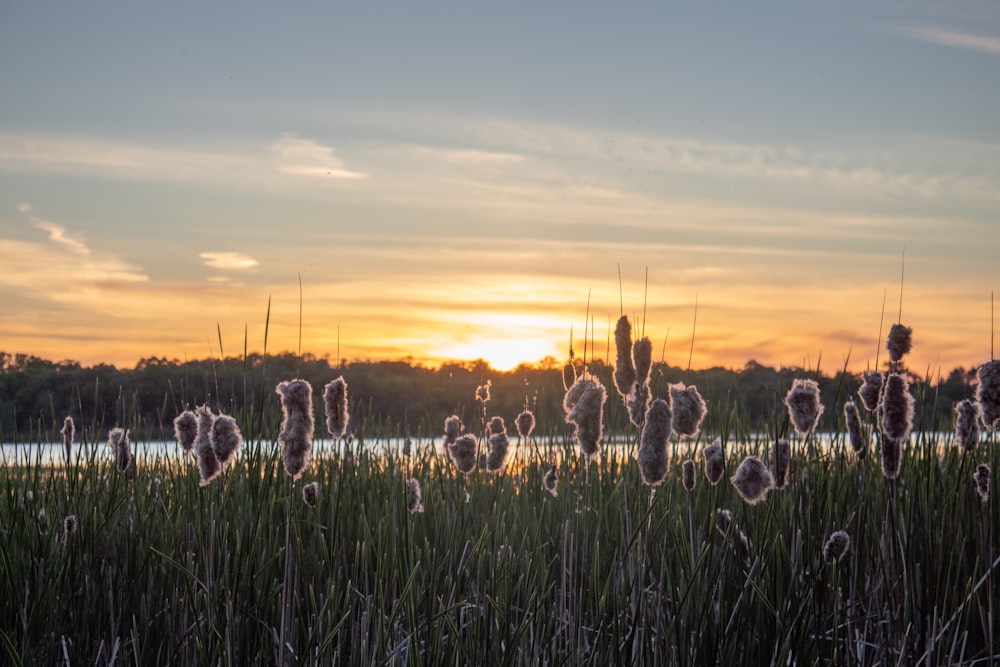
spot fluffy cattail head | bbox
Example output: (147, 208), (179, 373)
(405, 478), (424, 514)
(858, 371), (883, 412)
(823, 531), (851, 564)
(633, 337), (653, 387)
(563, 375), (596, 415)
(543, 465), (558, 497)
(276, 379), (315, 480)
(515, 410), (535, 439)
(670, 383), (707, 438)
(704, 439), (725, 485)
(108, 427), (132, 473)
(785, 378), (824, 436)
(444, 415), (462, 446)
(37, 508), (48, 534)
(953, 399), (982, 451)
(475, 381), (491, 404)
(562, 362), (577, 392)
(488, 416), (506, 436)
(566, 376), (607, 460)
(974, 464), (990, 503)
(450, 434), (478, 475)
(626, 383), (652, 428)
(486, 432), (510, 473)
(194, 405), (221, 486)
(844, 400), (867, 458)
(880, 437), (903, 479)
(771, 439), (791, 489)
(173, 410), (198, 454)
(976, 360), (1000, 430)
(682, 459), (696, 492)
(302, 481), (319, 507)
(879, 373), (914, 444)
(637, 398), (672, 486)
(886, 323), (913, 363)
(613, 315), (637, 397)
(715, 508), (733, 536)
(730, 456), (774, 505)
(61, 416), (74, 459)
(323, 377), (350, 440)
(210, 414), (243, 468)
(63, 514), (78, 538)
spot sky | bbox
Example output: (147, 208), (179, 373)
(1, 1), (998, 375)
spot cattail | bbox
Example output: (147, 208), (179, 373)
(633, 337), (653, 387)
(670, 383), (707, 438)
(63, 514), (78, 538)
(953, 399), (982, 451)
(880, 373), (914, 444)
(475, 381), (491, 404)
(450, 434), (478, 475)
(613, 315), (637, 398)
(562, 362), (577, 392)
(444, 415), (462, 446)
(515, 410), (535, 440)
(486, 432), (510, 473)
(858, 371), (883, 412)
(771, 439), (790, 489)
(637, 398), (672, 486)
(323, 377), (350, 440)
(60, 415), (74, 461)
(302, 481), (319, 507)
(488, 416), (506, 436)
(25, 489), (34, 507)
(976, 360), (1000, 430)
(194, 405), (221, 485)
(210, 414), (243, 468)
(880, 437), (903, 479)
(276, 379), (315, 480)
(823, 530), (851, 563)
(173, 410), (198, 454)
(626, 383), (652, 428)
(730, 456), (774, 505)
(37, 508), (48, 534)
(715, 508), (733, 536)
(844, 400), (867, 458)
(785, 378), (824, 436)
(563, 375), (597, 415)
(704, 438), (725, 485)
(886, 323), (912, 363)
(973, 464), (990, 503)
(566, 376), (607, 460)
(682, 459), (696, 492)
(108, 427), (132, 473)
(405, 478), (425, 514)
(543, 465), (558, 497)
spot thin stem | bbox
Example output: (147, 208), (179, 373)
(686, 294), (698, 380)
(875, 288), (886, 371)
(618, 263), (624, 318)
(898, 246), (905, 323)
(642, 266), (648, 338)
(278, 478), (296, 667)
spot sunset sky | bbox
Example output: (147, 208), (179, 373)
(2, 1), (998, 375)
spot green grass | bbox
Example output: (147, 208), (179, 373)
(2, 413), (998, 665)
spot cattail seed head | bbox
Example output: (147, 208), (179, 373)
(450, 434), (478, 475)
(823, 531), (851, 564)
(475, 381), (491, 404)
(173, 410), (198, 454)
(108, 427), (132, 473)
(880, 437), (903, 479)
(488, 416), (506, 436)
(704, 438), (725, 485)
(563, 375), (597, 415)
(276, 379), (315, 480)
(37, 508), (48, 534)
(880, 373), (914, 444)
(515, 410), (535, 439)
(886, 323), (913, 363)
(486, 432), (510, 473)
(613, 315), (636, 398)
(785, 378), (824, 436)
(637, 398), (672, 486)
(405, 478), (425, 514)
(323, 377), (350, 440)
(953, 399), (982, 451)
(626, 383), (652, 428)
(844, 400), (868, 458)
(730, 456), (774, 505)
(210, 414), (243, 468)
(566, 376), (607, 460)
(974, 464), (990, 503)
(302, 481), (319, 507)
(771, 439), (791, 489)
(633, 337), (653, 387)
(543, 465), (558, 497)
(682, 459), (696, 492)
(670, 383), (707, 438)
(444, 415), (462, 446)
(976, 360), (1000, 430)
(63, 514), (78, 538)
(194, 406), (221, 485)
(60, 415), (74, 460)
(715, 508), (733, 536)
(858, 371), (883, 412)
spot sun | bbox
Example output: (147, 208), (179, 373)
(432, 337), (562, 372)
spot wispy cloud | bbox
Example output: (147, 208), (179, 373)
(899, 25), (1000, 55)
(271, 133), (367, 179)
(18, 203), (90, 255)
(199, 251), (259, 270)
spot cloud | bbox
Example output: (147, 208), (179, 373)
(271, 133), (367, 179)
(199, 251), (259, 270)
(18, 203), (90, 255)
(899, 26), (1000, 55)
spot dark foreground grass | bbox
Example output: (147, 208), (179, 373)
(2, 426), (998, 665)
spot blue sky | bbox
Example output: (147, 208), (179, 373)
(1, 1), (998, 373)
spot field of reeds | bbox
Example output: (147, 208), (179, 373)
(3, 322), (1000, 665)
